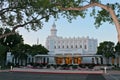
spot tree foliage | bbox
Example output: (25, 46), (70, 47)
(115, 42), (120, 55)
(50, 0), (120, 27)
(12, 44), (48, 61)
(12, 43), (31, 59)
(0, 28), (23, 50)
(30, 44), (49, 56)
(0, 0), (120, 42)
(55, 0), (120, 42)
(0, 44), (7, 65)
(97, 41), (115, 58)
(0, 28), (23, 65)
(0, 0), (59, 38)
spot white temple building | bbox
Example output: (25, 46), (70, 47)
(45, 23), (98, 63)
(46, 23), (98, 55)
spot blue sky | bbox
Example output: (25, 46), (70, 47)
(18, 0), (118, 46)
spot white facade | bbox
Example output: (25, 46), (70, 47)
(46, 23), (98, 56)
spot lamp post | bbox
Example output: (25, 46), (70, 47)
(6, 42), (13, 65)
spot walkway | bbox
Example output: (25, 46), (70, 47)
(10, 68), (104, 74)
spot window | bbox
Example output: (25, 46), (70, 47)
(47, 45), (49, 49)
(62, 46), (64, 48)
(67, 45), (69, 48)
(54, 46), (56, 49)
(58, 46), (60, 48)
(80, 45), (82, 48)
(76, 45), (77, 48)
(84, 45), (87, 49)
(71, 45), (73, 48)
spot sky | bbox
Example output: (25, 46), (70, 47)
(18, 0), (118, 47)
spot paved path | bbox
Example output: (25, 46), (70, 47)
(104, 70), (120, 80)
(10, 68), (104, 74)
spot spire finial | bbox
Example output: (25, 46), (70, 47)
(52, 22), (56, 28)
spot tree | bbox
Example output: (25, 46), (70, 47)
(0, 0), (59, 38)
(115, 42), (120, 66)
(12, 43), (31, 66)
(30, 44), (49, 56)
(12, 44), (48, 65)
(0, 28), (23, 51)
(0, 44), (7, 66)
(0, 28), (23, 66)
(50, 0), (120, 42)
(0, 0), (120, 43)
(115, 42), (120, 55)
(97, 41), (115, 64)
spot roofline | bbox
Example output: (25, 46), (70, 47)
(34, 54), (102, 57)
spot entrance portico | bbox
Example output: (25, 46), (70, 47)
(34, 54), (103, 65)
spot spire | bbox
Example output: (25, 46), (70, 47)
(50, 22), (57, 36)
(37, 38), (39, 45)
(52, 22), (56, 28)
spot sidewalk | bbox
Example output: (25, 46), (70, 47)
(107, 70), (120, 74)
(0, 69), (9, 72)
(104, 70), (120, 80)
(10, 68), (104, 74)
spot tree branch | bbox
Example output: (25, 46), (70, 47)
(0, 32), (15, 39)
(12, 15), (50, 32)
(61, 2), (120, 42)
(0, 7), (19, 15)
(61, 3), (109, 11)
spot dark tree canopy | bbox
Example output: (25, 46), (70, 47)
(97, 41), (115, 58)
(0, 44), (7, 66)
(0, 28), (23, 50)
(115, 42), (120, 55)
(30, 44), (49, 56)
(0, 0), (120, 42)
